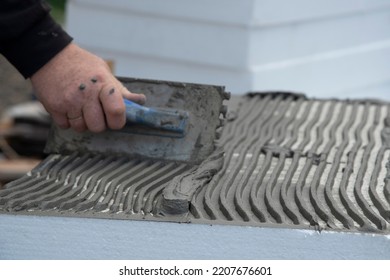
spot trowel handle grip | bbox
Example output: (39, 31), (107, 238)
(124, 99), (188, 134)
(124, 99), (150, 122)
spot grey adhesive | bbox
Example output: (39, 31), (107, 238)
(1, 93), (390, 234)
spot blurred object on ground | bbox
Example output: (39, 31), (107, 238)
(0, 55), (35, 187)
(0, 102), (50, 186)
(1, 102), (50, 158)
(0, 159), (41, 187)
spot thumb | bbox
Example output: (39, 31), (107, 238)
(122, 87), (146, 105)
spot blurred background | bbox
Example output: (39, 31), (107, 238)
(66, 0), (390, 99)
(0, 0), (65, 114)
(1, 0), (390, 185)
(3, 0), (390, 110)
(0, 0), (66, 185)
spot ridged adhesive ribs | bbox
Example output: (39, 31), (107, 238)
(1, 93), (390, 233)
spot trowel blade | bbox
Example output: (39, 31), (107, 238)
(45, 77), (230, 165)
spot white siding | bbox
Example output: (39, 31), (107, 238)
(66, 0), (390, 99)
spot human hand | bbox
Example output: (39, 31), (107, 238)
(30, 43), (146, 133)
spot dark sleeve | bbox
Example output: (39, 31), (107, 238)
(0, 0), (73, 78)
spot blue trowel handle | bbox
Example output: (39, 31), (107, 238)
(124, 99), (188, 134)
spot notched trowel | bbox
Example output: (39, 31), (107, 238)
(45, 77), (230, 165)
(123, 99), (189, 138)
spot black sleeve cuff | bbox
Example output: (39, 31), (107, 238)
(1, 14), (73, 78)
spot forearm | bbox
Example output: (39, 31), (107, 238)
(0, 0), (72, 78)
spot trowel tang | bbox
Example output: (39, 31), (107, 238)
(124, 99), (189, 137)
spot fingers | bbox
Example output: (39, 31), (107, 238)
(77, 76), (106, 132)
(99, 83), (126, 130)
(66, 108), (87, 132)
(122, 88), (146, 105)
(51, 112), (70, 129)
(50, 107), (86, 133)
(68, 115), (87, 132)
(83, 98), (106, 132)
(45, 77), (145, 133)
(98, 81), (147, 130)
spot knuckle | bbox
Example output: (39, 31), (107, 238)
(92, 73), (104, 83)
(109, 106), (125, 117)
(98, 84), (110, 97)
(63, 93), (76, 107)
(94, 66), (110, 81)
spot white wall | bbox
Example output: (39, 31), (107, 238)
(66, 0), (390, 98)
